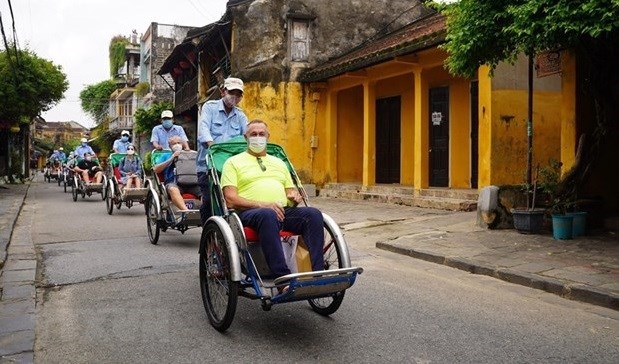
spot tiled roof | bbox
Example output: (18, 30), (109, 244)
(300, 13), (446, 82)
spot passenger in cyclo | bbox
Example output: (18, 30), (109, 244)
(118, 144), (143, 189)
(220, 120), (324, 281)
(74, 152), (103, 184)
(153, 135), (200, 212)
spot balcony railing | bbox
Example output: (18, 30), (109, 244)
(109, 115), (134, 131)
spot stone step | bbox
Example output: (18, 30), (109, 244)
(417, 188), (479, 201)
(320, 188), (477, 211)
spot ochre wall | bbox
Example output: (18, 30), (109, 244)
(336, 86), (364, 182)
(488, 89), (562, 186)
(240, 81), (316, 183)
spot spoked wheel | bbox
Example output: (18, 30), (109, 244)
(57, 174), (61, 186)
(63, 177), (67, 193)
(146, 193), (160, 245)
(101, 176), (108, 200)
(106, 183), (114, 215)
(71, 183), (78, 202)
(308, 222), (346, 316)
(199, 221), (238, 332)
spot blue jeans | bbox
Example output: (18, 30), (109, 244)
(238, 207), (324, 277)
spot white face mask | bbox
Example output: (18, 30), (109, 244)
(171, 144), (183, 152)
(248, 136), (267, 154)
(223, 94), (241, 108)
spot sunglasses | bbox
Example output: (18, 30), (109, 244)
(256, 157), (266, 172)
(127, 147), (135, 150)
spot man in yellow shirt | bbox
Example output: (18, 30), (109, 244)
(220, 120), (324, 278)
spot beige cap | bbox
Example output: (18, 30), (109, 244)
(161, 110), (173, 119)
(121, 130), (130, 136)
(224, 77), (244, 92)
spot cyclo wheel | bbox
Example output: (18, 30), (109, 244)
(63, 177), (67, 193)
(308, 221), (346, 316)
(105, 182), (114, 215)
(199, 221), (238, 332)
(71, 182), (78, 202)
(146, 192), (160, 245)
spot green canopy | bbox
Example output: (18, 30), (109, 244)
(208, 137), (292, 174)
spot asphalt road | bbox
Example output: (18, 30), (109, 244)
(29, 178), (619, 363)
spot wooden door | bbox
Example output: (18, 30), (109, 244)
(429, 87), (449, 187)
(375, 96), (401, 184)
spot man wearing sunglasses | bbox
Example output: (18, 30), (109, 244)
(220, 120), (324, 279)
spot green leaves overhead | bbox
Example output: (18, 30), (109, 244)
(435, 0), (619, 76)
(0, 46), (68, 123)
(79, 80), (118, 124)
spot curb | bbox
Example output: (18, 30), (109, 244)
(376, 242), (619, 311)
(0, 183), (31, 270)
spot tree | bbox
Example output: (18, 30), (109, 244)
(432, 0), (619, 201)
(133, 101), (174, 135)
(109, 35), (129, 78)
(0, 45), (68, 123)
(79, 80), (118, 124)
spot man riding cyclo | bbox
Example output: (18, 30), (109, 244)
(153, 135), (200, 214)
(220, 119), (324, 282)
(73, 152), (104, 184)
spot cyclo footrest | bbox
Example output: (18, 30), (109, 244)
(269, 267), (363, 303)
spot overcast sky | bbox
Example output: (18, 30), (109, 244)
(1, 0), (228, 128)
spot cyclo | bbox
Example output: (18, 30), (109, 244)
(104, 153), (149, 215)
(71, 156), (107, 202)
(43, 157), (62, 184)
(61, 158), (76, 193)
(145, 150), (203, 244)
(200, 139), (363, 332)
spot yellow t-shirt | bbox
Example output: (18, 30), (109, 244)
(220, 151), (295, 206)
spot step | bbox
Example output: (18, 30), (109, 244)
(320, 188), (477, 211)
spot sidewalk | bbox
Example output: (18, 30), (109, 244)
(311, 197), (619, 311)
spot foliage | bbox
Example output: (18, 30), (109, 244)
(79, 80), (118, 124)
(109, 35), (129, 78)
(133, 101), (174, 135)
(135, 82), (150, 97)
(63, 138), (81, 154)
(0, 46), (68, 123)
(143, 151), (153, 172)
(539, 159), (575, 214)
(431, 0), (619, 77)
(433, 0), (619, 209)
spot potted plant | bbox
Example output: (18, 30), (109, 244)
(539, 159), (584, 239)
(511, 167), (545, 234)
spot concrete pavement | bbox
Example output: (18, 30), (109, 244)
(0, 178), (618, 362)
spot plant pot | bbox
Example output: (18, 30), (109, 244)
(511, 208), (545, 234)
(567, 211), (587, 237)
(552, 214), (573, 240)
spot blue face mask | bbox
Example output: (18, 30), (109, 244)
(81, 143), (87, 147)
(121, 136), (129, 142)
(162, 119), (173, 129)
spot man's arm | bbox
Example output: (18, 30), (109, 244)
(197, 103), (215, 147)
(153, 151), (181, 174)
(150, 127), (163, 150)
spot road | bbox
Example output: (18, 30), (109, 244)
(26, 178), (619, 363)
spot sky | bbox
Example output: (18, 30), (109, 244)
(1, 0), (229, 128)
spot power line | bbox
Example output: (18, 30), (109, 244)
(7, 0), (19, 66)
(0, 10), (19, 88)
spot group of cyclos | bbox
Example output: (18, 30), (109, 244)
(43, 137), (363, 332)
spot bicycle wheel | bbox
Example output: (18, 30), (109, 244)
(106, 183), (114, 215)
(71, 183), (78, 202)
(146, 192), (160, 245)
(308, 221), (346, 316)
(199, 221), (238, 332)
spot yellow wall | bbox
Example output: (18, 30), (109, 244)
(336, 86), (363, 182)
(241, 81), (316, 183)
(488, 90), (562, 186)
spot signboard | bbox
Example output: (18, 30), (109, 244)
(536, 51), (561, 78)
(432, 111), (443, 126)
